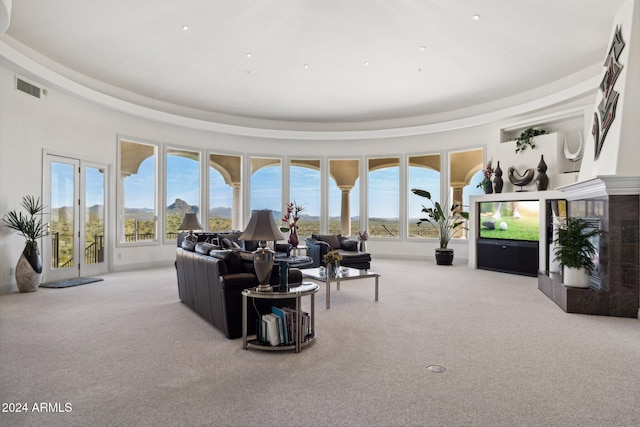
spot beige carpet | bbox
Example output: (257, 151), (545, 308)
(1, 259), (639, 427)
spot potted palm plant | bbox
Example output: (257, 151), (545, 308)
(2, 195), (49, 292)
(553, 217), (601, 288)
(411, 188), (469, 265)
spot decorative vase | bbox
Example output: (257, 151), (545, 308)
(482, 180), (493, 194)
(493, 161), (503, 193)
(288, 226), (299, 248)
(327, 261), (340, 277)
(359, 240), (367, 252)
(435, 248), (454, 266)
(278, 261), (289, 292)
(536, 155), (549, 191)
(16, 245), (43, 292)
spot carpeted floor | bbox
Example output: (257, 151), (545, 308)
(1, 259), (639, 427)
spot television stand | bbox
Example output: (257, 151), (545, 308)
(477, 238), (539, 277)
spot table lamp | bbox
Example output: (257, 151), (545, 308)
(178, 213), (203, 243)
(239, 210), (284, 292)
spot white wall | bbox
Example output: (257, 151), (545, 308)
(0, 28), (614, 292)
(580, 0), (640, 180)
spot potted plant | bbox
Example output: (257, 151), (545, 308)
(323, 250), (343, 277)
(410, 189), (469, 265)
(515, 128), (548, 153)
(2, 195), (49, 292)
(553, 217), (601, 288)
(476, 160), (494, 194)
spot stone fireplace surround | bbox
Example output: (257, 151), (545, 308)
(538, 176), (640, 318)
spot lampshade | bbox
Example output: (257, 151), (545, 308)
(178, 213), (203, 231)
(239, 210), (284, 242)
(239, 210), (284, 292)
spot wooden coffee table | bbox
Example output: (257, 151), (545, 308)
(301, 267), (380, 309)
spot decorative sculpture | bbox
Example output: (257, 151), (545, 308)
(493, 161), (503, 193)
(535, 155), (548, 191)
(508, 166), (534, 192)
(563, 128), (584, 172)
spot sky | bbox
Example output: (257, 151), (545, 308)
(122, 156), (485, 218)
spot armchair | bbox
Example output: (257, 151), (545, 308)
(305, 234), (371, 270)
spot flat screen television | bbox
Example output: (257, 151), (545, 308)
(478, 200), (540, 242)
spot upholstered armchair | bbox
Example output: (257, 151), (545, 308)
(305, 234), (371, 270)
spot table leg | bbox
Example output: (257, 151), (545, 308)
(375, 275), (379, 301)
(326, 278), (331, 309)
(295, 295), (301, 353)
(310, 292), (315, 335)
(242, 293), (248, 350)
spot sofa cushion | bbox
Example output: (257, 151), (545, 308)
(195, 242), (220, 255)
(315, 234), (342, 249)
(210, 250), (244, 274)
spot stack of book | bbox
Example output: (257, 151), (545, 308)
(257, 306), (311, 346)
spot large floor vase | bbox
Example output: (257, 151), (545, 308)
(16, 246), (43, 292)
(435, 248), (454, 266)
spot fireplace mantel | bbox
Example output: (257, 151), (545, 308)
(557, 175), (640, 200)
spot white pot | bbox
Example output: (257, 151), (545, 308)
(563, 266), (590, 288)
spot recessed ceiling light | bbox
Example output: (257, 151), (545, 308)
(181, 25), (189, 31)
(364, 61), (370, 66)
(419, 46), (427, 52)
(246, 52), (252, 58)
(303, 64), (309, 69)
(471, 14), (481, 21)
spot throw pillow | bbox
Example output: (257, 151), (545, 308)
(220, 237), (234, 249)
(340, 238), (358, 251)
(317, 234), (341, 249)
(181, 240), (196, 252)
(195, 242), (219, 255)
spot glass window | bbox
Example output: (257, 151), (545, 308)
(368, 157), (400, 238)
(166, 148), (201, 240)
(250, 157), (282, 213)
(408, 154), (441, 239)
(210, 153), (242, 232)
(290, 159), (321, 237)
(329, 159), (360, 235)
(119, 140), (158, 244)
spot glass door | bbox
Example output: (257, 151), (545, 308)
(43, 155), (108, 281)
(81, 163), (107, 277)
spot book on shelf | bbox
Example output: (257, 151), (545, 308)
(271, 306), (290, 345)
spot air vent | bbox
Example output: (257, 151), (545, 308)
(16, 78), (42, 98)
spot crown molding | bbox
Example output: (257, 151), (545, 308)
(1, 38), (600, 141)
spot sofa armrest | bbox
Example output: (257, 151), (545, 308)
(305, 237), (331, 267)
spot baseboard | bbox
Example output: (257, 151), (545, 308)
(0, 282), (16, 295)
(111, 259), (175, 273)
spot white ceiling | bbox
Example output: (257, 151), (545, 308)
(3, 0), (627, 128)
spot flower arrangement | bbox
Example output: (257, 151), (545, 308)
(323, 250), (343, 266)
(476, 160), (494, 189)
(280, 201), (305, 232)
(357, 230), (369, 241)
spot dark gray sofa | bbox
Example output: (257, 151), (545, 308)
(175, 244), (302, 339)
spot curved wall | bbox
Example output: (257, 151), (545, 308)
(0, 41), (598, 290)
